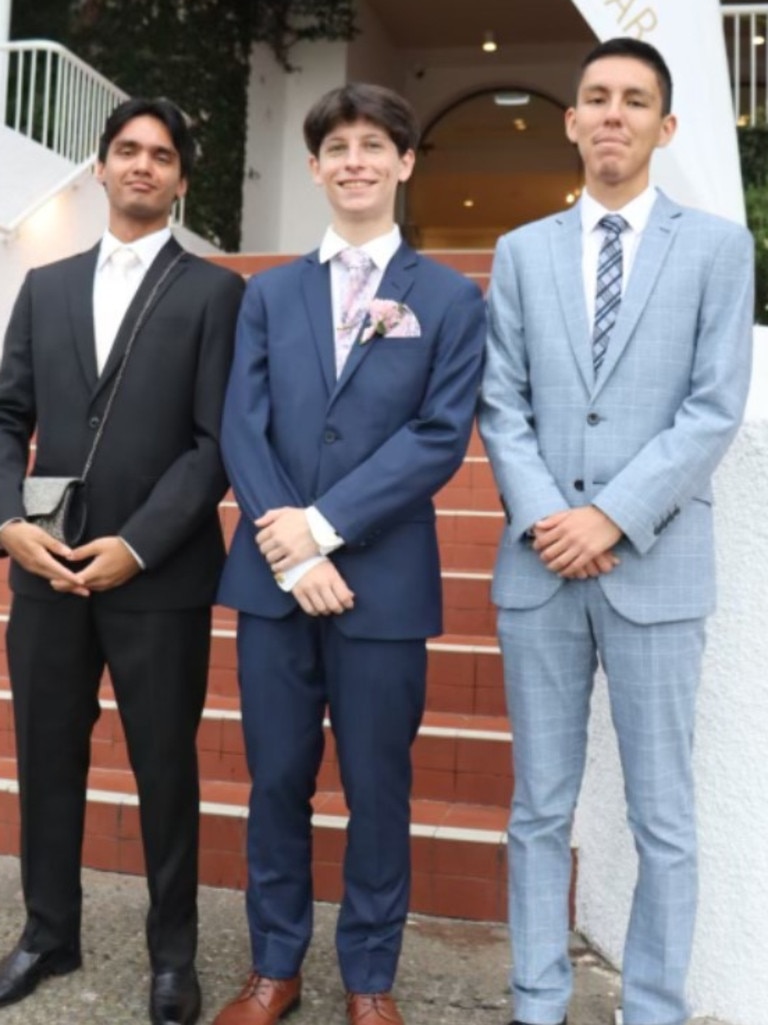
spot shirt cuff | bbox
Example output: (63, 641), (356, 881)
(306, 506), (344, 555)
(276, 555), (327, 592)
(119, 536), (145, 570)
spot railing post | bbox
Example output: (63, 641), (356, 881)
(0, 0), (12, 127)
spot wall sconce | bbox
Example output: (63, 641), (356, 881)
(482, 30), (497, 53)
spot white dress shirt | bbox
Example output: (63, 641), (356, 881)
(93, 227), (171, 373)
(276, 225), (402, 593)
(580, 186), (658, 325)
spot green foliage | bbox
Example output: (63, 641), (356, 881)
(11, 0), (357, 250)
(738, 123), (768, 325)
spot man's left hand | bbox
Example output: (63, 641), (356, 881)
(50, 537), (142, 593)
(255, 507), (319, 572)
(533, 506), (622, 576)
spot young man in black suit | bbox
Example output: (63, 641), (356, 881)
(0, 98), (243, 1025)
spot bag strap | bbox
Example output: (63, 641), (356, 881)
(81, 251), (184, 482)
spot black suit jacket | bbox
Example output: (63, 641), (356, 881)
(0, 237), (244, 610)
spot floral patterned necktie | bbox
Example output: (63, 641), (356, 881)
(335, 248), (377, 377)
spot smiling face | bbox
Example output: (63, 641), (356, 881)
(95, 114), (188, 240)
(565, 55), (677, 207)
(308, 118), (415, 243)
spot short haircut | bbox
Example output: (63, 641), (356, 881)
(98, 97), (195, 179)
(303, 83), (420, 156)
(578, 37), (673, 116)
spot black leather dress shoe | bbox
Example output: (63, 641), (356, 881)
(0, 942), (82, 1007)
(149, 967), (202, 1025)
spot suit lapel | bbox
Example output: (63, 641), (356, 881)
(550, 207), (594, 392)
(593, 191), (682, 395)
(67, 245), (100, 390)
(93, 237), (187, 401)
(301, 254), (336, 395)
(329, 241), (419, 407)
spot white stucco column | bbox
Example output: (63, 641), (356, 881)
(0, 0), (12, 127)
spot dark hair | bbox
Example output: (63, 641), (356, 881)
(303, 83), (420, 156)
(98, 97), (196, 179)
(578, 38), (673, 116)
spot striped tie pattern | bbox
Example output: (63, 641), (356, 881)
(592, 213), (628, 375)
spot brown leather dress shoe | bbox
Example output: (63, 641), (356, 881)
(212, 972), (301, 1025)
(346, 992), (405, 1024)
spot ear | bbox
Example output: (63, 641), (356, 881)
(175, 176), (189, 200)
(95, 162), (106, 186)
(564, 107), (578, 144)
(656, 113), (678, 150)
(397, 148), (416, 184)
(308, 153), (323, 186)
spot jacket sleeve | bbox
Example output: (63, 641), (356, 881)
(592, 224), (754, 554)
(478, 235), (569, 535)
(219, 277), (307, 526)
(0, 274), (37, 529)
(119, 269), (244, 568)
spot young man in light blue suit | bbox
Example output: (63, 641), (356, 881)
(479, 38), (754, 1025)
(213, 84), (485, 1025)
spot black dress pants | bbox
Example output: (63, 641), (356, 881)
(7, 593), (210, 970)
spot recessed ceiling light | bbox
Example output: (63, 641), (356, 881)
(514, 118), (528, 131)
(463, 198), (475, 208)
(482, 30), (497, 53)
(565, 193), (576, 205)
(753, 34), (765, 45)
(494, 92), (530, 106)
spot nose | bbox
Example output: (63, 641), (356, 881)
(133, 148), (152, 172)
(344, 143), (365, 168)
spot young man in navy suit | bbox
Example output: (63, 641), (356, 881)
(213, 84), (485, 1025)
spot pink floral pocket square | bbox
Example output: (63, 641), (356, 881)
(360, 299), (422, 344)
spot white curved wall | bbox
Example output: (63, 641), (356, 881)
(575, 330), (768, 1025)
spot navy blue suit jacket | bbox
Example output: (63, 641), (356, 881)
(217, 241), (486, 639)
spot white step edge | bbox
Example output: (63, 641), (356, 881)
(0, 776), (507, 846)
(0, 689), (511, 743)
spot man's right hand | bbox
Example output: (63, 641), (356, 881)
(291, 560), (355, 617)
(0, 521), (89, 595)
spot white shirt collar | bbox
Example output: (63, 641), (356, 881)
(580, 186), (658, 236)
(97, 226), (172, 271)
(318, 224), (402, 269)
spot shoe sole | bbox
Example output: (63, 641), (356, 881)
(0, 955), (81, 1008)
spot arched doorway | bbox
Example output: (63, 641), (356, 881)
(406, 87), (582, 249)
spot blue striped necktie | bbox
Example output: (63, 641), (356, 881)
(592, 213), (628, 375)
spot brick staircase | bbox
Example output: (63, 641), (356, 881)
(0, 249), (512, 923)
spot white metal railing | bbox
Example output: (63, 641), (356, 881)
(1, 39), (127, 164)
(721, 4), (768, 125)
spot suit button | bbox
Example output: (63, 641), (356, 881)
(88, 415), (100, 429)
(323, 429), (337, 444)
(586, 412), (601, 426)
(574, 479), (584, 491)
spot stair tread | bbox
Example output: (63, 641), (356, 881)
(0, 758), (509, 833)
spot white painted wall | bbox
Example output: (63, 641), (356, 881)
(575, 330), (768, 1025)
(240, 41), (348, 254)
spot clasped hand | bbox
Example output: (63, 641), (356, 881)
(255, 507), (320, 573)
(532, 505), (622, 578)
(0, 522), (140, 596)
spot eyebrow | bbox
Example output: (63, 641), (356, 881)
(112, 139), (178, 158)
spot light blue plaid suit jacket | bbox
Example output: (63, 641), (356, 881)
(479, 191), (754, 624)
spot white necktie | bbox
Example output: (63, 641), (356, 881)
(96, 247), (141, 373)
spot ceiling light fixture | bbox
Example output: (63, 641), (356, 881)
(514, 118), (528, 131)
(753, 34), (766, 45)
(482, 30), (497, 53)
(494, 92), (530, 106)
(463, 198), (475, 208)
